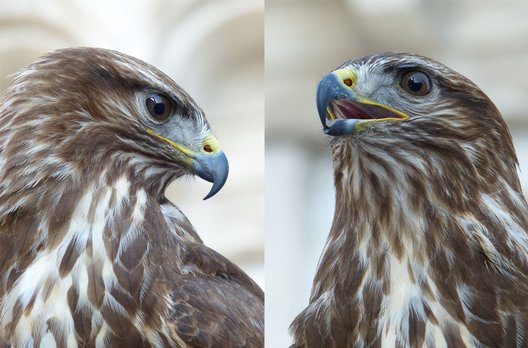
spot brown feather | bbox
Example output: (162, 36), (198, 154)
(0, 47), (263, 347)
(291, 53), (528, 347)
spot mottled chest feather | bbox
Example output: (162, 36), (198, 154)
(0, 176), (263, 347)
(0, 178), (166, 346)
(291, 142), (528, 348)
(0, 47), (263, 348)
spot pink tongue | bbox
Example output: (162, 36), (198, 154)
(330, 99), (402, 120)
(334, 100), (370, 119)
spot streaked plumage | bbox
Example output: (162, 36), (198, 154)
(291, 53), (528, 347)
(0, 47), (263, 347)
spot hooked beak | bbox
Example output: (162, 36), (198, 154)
(191, 150), (229, 200)
(147, 130), (229, 200)
(316, 68), (409, 136)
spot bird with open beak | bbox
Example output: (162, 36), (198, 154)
(291, 52), (528, 348)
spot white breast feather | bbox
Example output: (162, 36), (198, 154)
(0, 177), (141, 346)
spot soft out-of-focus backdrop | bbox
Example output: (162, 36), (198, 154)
(266, 0), (528, 346)
(3, 0), (528, 344)
(0, 0), (264, 286)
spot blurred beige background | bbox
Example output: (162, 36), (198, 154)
(3, 0), (528, 346)
(266, 0), (528, 346)
(0, 0), (264, 286)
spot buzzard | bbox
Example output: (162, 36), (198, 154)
(0, 47), (263, 347)
(290, 53), (528, 347)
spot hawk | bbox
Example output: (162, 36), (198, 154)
(0, 47), (263, 347)
(290, 53), (528, 347)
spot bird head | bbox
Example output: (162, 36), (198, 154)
(317, 53), (510, 143)
(317, 62), (410, 137)
(317, 53), (519, 195)
(2, 47), (228, 199)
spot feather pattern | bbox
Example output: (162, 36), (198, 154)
(291, 53), (528, 348)
(0, 47), (263, 347)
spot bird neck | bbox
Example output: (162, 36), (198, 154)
(0, 163), (196, 296)
(306, 136), (528, 345)
(0, 164), (199, 341)
(323, 134), (526, 270)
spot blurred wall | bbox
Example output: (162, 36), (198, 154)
(266, 0), (528, 346)
(0, 0), (264, 285)
(3, 1), (528, 345)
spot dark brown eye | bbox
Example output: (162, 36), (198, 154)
(400, 71), (431, 96)
(146, 92), (172, 122)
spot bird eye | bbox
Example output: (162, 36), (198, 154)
(400, 71), (431, 96)
(146, 92), (172, 122)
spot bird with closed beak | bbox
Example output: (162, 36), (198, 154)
(0, 47), (263, 347)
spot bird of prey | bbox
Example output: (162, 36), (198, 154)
(290, 53), (528, 347)
(0, 47), (263, 347)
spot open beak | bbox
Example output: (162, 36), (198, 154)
(147, 130), (229, 200)
(316, 68), (408, 136)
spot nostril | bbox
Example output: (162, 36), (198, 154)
(343, 78), (353, 87)
(203, 144), (213, 153)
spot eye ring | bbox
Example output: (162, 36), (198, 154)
(400, 70), (431, 96)
(146, 92), (173, 122)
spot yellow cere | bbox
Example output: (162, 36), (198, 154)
(202, 134), (221, 154)
(334, 68), (358, 89)
(146, 129), (222, 161)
